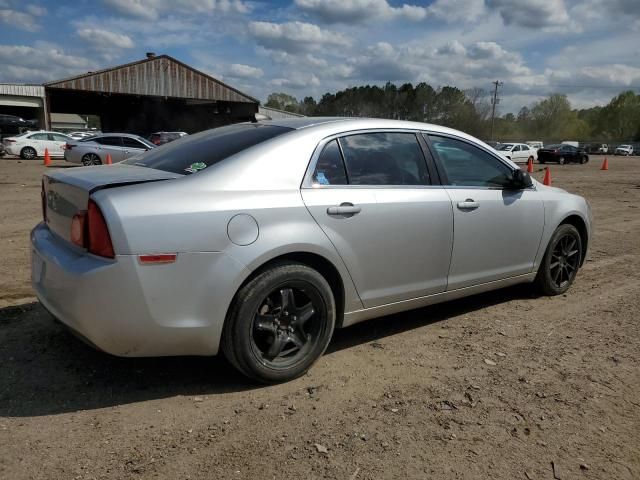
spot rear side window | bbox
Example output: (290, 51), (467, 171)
(312, 140), (347, 185)
(339, 132), (429, 186)
(30, 133), (49, 140)
(125, 124), (292, 174)
(95, 137), (123, 146)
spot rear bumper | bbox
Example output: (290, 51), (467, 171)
(31, 222), (250, 357)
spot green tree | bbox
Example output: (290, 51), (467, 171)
(265, 92), (299, 112)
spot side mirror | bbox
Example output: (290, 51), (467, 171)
(509, 169), (532, 189)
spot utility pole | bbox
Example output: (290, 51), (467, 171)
(490, 80), (503, 141)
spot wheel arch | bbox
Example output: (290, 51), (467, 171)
(227, 251), (347, 329)
(559, 214), (588, 266)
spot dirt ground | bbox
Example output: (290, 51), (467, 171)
(1, 155), (639, 479)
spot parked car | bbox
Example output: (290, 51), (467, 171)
(2, 130), (72, 159)
(32, 118), (591, 383)
(64, 133), (155, 165)
(595, 143), (608, 154)
(538, 144), (589, 164)
(0, 113), (36, 130)
(484, 140), (502, 149)
(148, 131), (188, 145)
(68, 131), (100, 140)
(496, 142), (537, 162)
(526, 141), (543, 150)
(0, 141), (5, 157)
(614, 144), (633, 156)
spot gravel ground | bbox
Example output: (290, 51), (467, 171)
(1, 155), (639, 479)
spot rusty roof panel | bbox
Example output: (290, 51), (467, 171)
(45, 55), (257, 104)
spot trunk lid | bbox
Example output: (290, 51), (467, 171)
(43, 164), (181, 244)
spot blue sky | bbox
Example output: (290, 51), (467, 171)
(1, 0), (639, 113)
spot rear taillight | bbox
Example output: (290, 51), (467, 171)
(71, 212), (86, 247)
(5, 139), (16, 143)
(87, 200), (115, 258)
(66, 143), (75, 150)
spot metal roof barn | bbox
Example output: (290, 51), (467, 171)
(43, 54), (258, 135)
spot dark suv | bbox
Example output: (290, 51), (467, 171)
(148, 131), (188, 146)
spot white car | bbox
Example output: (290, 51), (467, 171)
(496, 142), (537, 162)
(2, 131), (72, 159)
(615, 145), (633, 156)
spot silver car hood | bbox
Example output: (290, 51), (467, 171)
(48, 164), (182, 192)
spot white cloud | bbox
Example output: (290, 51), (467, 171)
(0, 8), (41, 31)
(486, 0), (570, 28)
(77, 28), (134, 49)
(102, 0), (250, 20)
(227, 63), (264, 78)
(0, 44), (97, 83)
(248, 21), (351, 53)
(25, 4), (46, 16)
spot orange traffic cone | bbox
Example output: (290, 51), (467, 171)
(543, 167), (552, 186)
(527, 157), (534, 173)
(601, 157), (608, 170)
(43, 148), (51, 166)
(105, 154), (112, 165)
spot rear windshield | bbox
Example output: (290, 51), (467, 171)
(124, 123), (292, 174)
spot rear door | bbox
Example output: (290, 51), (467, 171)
(301, 131), (453, 308)
(426, 134), (545, 290)
(28, 133), (49, 156)
(94, 136), (125, 162)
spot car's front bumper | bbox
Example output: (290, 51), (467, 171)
(31, 222), (249, 357)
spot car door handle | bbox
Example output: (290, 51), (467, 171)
(327, 203), (361, 216)
(457, 199), (479, 210)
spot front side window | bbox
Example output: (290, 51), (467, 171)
(123, 137), (146, 149)
(51, 133), (69, 142)
(428, 135), (513, 188)
(513, 145), (520, 152)
(339, 132), (429, 186)
(312, 140), (347, 185)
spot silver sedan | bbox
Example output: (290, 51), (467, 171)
(64, 133), (155, 165)
(32, 118), (592, 383)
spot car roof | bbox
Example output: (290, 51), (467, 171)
(95, 133), (141, 138)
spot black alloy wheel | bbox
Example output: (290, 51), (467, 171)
(222, 262), (335, 383)
(535, 224), (582, 295)
(250, 284), (322, 368)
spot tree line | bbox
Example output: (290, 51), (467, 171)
(265, 85), (640, 143)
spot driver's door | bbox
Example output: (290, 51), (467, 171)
(426, 134), (545, 290)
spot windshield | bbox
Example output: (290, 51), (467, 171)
(123, 123), (293, 174)
(498, 144), (513, 151)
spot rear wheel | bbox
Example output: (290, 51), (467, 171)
(558, 156), (565, 165)
(580, 155), (588, 164)
(534, 224), (582, 295)
(82, 153), (101, 166)
(20, 147), (37, 160)
(222, 262), (336, 383)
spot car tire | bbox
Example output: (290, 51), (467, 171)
(534, 224), (582, 296)
(20, 147), (37, 160)
(580, 155), (587, 164)
(82, 153), (101, 166)
(222, 262), (336, 384)
(558, 156), (565, 165)
(539, 159), (545, 164)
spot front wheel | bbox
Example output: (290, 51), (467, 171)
(222, 262), (336, 383)
(580, 155), (587, 164)
(558, 156), (565, 165)
(534, 224), (582, 295)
